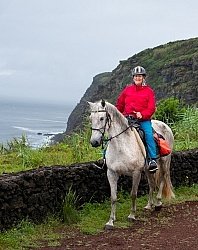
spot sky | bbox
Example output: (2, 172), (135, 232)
(0, 0), (198, 106)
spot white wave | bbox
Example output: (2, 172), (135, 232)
(12, 126), (40, 134)
(30, 135), (54, 149)
(22, 118), (67, 124)
(13, 125), (64, 135)
(12, 126), (63, 149)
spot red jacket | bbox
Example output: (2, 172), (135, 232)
(116, 83), (156, 121)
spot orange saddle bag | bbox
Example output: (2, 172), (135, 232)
(154, 132), (172, 157)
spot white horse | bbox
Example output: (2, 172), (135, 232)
(88, 99), (175, 230)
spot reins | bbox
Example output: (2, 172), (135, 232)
(105, 126), (131, 142)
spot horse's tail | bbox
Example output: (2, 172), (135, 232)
(155, 157), (175, 200)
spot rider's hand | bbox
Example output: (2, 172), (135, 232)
(136, 112), (142, 119)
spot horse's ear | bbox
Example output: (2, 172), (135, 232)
(101, 99), (105, 108)
(87, 101), (94, 109)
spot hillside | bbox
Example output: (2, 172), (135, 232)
(60, 37), (198, 138)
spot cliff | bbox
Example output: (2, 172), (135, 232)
(56, 37), (198, 139)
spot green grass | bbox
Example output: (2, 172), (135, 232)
(171, 107), (198, 151)
(0, 216), (62, 250)
(0, 185), (197, 249)
(79, 184), (198, 234)
(62, 187), (80, 225)
(0, 130), (103, 174)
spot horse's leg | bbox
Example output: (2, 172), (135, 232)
(144, 168), (155, 210)
(155, 175), (164, 210)
(128, 171), (141, 222)
(155, 158), (169, 210)
(105, 168), (119, 230)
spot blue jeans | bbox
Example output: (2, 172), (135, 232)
(140, 120), (156, 159)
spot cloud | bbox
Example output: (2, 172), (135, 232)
(0, 69), (16, 76)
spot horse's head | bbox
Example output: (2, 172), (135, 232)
(88, 99), (111, 147)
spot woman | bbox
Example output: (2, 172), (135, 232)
(116, 66), (158, 173)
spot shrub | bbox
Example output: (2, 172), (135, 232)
(62, 187), (80, 225)
(154, 97), (186, 123)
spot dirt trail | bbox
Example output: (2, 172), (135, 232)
(34, 200), (198, 250)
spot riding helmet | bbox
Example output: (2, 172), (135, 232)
(132, 66), (146, 77)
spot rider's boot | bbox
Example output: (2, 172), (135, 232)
(148, 159), (158, 174)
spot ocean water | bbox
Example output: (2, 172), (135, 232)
(0, 99), (74, 149)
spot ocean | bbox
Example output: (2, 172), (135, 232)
(0, 98), (74, 149)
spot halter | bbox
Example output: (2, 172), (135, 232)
(90, 109), (112, 148)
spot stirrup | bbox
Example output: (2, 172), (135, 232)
(149, 160), (158, 173)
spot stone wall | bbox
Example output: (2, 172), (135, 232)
(0, 149), (198, 231)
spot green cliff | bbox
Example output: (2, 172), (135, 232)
(66, 37), (198, 134)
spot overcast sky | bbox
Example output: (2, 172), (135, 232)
(1, 0), (198, 105)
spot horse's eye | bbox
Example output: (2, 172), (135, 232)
(100, 117), (104, 121)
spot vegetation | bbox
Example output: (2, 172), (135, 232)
(61, 187), (80, 225)
(154, 97), (186, 124)
(171, 106), (198, 151)
(0, 129), (103, 174)
(154, 97), (198, 151)
(79, 184), (198, 234)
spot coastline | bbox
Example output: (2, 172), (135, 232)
(0, 98), (71, 149)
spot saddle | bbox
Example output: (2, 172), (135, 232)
(126, 116), (171, 158)
(125, 115), (145, 142)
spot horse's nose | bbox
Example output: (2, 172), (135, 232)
(90, 140), (101, 147)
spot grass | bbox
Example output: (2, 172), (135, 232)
(62, 187), (80, 225)
(79, 184), (198, 234)
(0, 185), (197, 249)
(171, 107), (198, 150)
(0, 217), (62, 250)
(0, 131), (103, 174)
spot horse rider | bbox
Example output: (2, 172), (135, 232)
(116, 66), (158, 173)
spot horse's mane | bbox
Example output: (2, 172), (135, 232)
(104, 101), (128, 127)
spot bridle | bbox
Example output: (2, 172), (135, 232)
(90, 109), (112, 148)
(90, 109), (131, 148)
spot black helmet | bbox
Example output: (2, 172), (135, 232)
(132, 66), (146, 77)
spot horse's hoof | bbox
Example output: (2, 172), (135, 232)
(155, 204), (162, 211)
(105, 224), (114, 230)
(144, 205), (152, 210)
(127, 217), (135, 222)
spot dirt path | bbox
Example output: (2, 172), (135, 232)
(35, 200), (198, 250)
